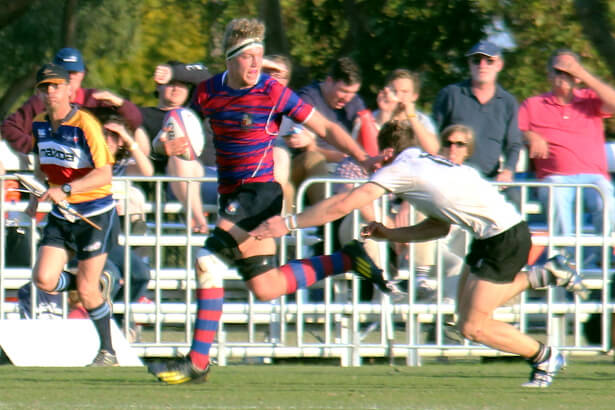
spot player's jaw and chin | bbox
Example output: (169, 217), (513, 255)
(227, 49), (263, 89)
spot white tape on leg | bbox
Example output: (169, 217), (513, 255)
(196, 248), (226, 288)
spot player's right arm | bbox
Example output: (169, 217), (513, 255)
(251, 181), (386, 239)
(154, 63), (211, 86)
(24, 156), (44, 218)
(303, 110), (373, 169)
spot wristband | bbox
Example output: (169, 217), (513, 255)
(128, 142), (139, 151)
(283, 215), (292, 231)
(284, 214), (298, 231)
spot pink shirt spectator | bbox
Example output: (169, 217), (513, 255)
(518, 88), (611, 179)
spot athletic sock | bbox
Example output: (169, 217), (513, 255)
(527, 265), (554, 289)
(279, 251), (353, 294)
(530, 342), (550, 364)
(189, 287), (224, 370)
(53, 271), (77, 292)
(87, 301), (115, 354)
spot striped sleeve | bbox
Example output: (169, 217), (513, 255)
(269, 81), (313, 124)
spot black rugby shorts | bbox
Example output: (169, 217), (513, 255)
(218, 181), (283, 232)
(465, 221), (531, 283)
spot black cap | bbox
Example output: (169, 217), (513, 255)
(36, 63), (69, 88)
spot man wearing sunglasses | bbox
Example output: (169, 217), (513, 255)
(519, 50), (615, 264)
(433, 41), (522, 208)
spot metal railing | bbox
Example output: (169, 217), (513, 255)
(0, 174), (613, 366)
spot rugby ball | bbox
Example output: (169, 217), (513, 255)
(153, 107), (205, 161)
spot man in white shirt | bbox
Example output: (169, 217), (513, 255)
(252, 120), (588, 388)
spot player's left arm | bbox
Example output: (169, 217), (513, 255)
(25, 156), (43, 217)
(66, 164), (112, 195)
(361, 216), (451, 243)
(70, 114), (114, 194)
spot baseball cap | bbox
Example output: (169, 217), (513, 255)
(53, 47), (85, 72)
(36, 63), (69, 88)
(465, 41), (501, 58)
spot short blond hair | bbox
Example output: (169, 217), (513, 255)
(223, 18), (265, 53)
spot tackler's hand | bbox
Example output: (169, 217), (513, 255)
(360, 221), (389, 241)
(250, 215), (289, 240)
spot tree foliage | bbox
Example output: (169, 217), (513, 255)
(1, 0), (615, 138)
(0, 0), (64, 88)
(292, 0), (489, 107)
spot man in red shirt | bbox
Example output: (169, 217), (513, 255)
(519, 49), (615, 263)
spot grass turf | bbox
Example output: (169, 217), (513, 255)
(0, 357), (614, 409)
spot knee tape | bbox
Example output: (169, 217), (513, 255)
(195, 248), (227, 288)
(235, 255), (277, 281)
(204, 227), (242, 263)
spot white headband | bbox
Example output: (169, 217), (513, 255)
(225, 38), (264, 60)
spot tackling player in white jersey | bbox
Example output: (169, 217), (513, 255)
(252, 120), (588, 388)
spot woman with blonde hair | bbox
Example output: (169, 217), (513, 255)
(440, 124), (475, 165)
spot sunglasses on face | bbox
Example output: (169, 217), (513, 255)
(443, 140), (468, 148)
(470, 55), (496, 66)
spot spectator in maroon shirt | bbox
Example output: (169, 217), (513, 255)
(1, 47), (142, 155)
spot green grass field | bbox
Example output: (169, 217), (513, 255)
(0, 357), (614, 409)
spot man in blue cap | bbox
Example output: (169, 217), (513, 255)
(432, 40), (523, 207)
(1, 47), (142, 156)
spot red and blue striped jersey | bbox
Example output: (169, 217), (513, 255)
(193, 72), (313, 194)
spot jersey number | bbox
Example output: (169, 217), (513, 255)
(419, 152), (458, 167)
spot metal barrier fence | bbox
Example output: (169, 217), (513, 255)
(0, 174), (613, 366)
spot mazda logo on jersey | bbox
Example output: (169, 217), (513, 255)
(40, 147), (75, 162)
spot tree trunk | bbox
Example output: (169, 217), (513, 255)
(338, 0), (362, 56)
(61, 0), (79, 47)
(574, 0), (615, 79)
(259, 0), (289, 56)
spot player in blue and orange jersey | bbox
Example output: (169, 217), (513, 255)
(149, 17), (395, 384)
(25, 63), (120, 366)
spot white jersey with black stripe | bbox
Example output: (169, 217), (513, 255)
(370, 148), (523, 239)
